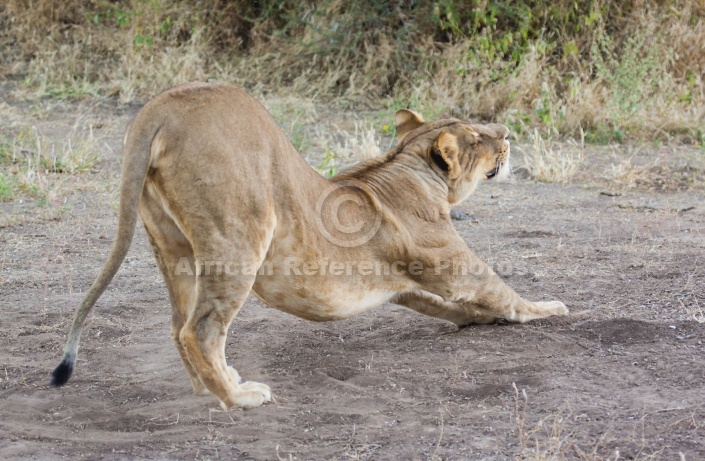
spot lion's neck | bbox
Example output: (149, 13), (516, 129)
(335, 151), (450, 219)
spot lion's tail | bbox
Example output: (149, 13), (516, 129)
(51, 120), (160, 387)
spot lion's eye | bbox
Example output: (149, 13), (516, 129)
(504, 135), (510, 141)
(486, 166), (500, 179)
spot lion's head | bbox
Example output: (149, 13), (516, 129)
(395, 110), (511, 204)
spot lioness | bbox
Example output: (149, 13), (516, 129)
(52, 82), (567, 410)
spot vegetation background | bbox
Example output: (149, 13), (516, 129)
(1, 0), (704, 143)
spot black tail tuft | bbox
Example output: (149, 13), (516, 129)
(51, 359), (74, 387)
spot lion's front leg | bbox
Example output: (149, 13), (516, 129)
(393, 290), (500, 325)
(394, 289), (567, 326)
(409, 243), (568, 326)
(467, 275), (568, 324)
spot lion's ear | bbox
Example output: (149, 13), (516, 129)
(431, 132), (461, 180)
(395, 109), (425, 142)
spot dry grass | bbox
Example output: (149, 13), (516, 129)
(513, 383), (574, 460)
(331, 121), (384, 162)
(258, 94), (387, 176)
(607, 147), (705, 191)
(609, 152), (654, 190)
(511, 384), (674, 461)
(519, 129), (584, 183)
(679, 298), (705, 324)
(0, 123), (101, 202)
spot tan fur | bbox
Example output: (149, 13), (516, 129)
(54, 83), (567, 410)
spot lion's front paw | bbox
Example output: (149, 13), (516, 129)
(219, 381), (273, 410)
(535, 301), (568, 316)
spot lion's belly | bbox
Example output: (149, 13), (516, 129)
(251, 215), (401, 321)
(251, 273), (395, 321)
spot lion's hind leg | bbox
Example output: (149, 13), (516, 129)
(140, 185), (208, 396)
(178, 251), (273, 410)
(176, 207), (276, 410)
(142, 183), (274, 409)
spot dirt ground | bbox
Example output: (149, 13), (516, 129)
(1, 96), (704, 460)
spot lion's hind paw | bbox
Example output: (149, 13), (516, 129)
(219, 368), (272, 410)
(241, 381), (272, 403)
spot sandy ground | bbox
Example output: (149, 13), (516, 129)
(1, 97), (704, 460)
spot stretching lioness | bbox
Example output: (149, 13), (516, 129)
(51, 82), (567, 409)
